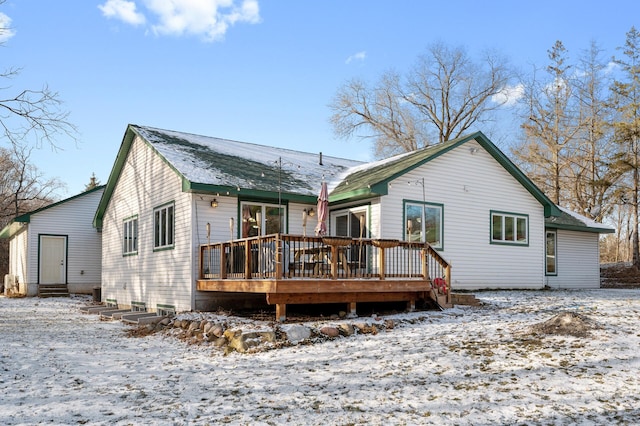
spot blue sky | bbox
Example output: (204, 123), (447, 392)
(1, 0), (638, 197)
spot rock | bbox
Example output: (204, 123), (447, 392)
(224, 329), (276, 353)
(281, 324), (312, 344)
(188, 321), (200, 332)
(320, 326), (339, 338)
(338, 323), (354, 336)
(159, 318), (171, 326)
(353, 322), (368, 332)
(210, 324), (224, 338)
(338, 311), (347, 318)
(212, 336), (227, 348)
(203, 322), (213, 335)
(384, 319), (395, 330)
(199, 320), (208, 330)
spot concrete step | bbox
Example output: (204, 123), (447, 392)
(451, 293), (482, 306)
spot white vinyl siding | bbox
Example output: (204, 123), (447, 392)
(379, 140), (545, 290)
(545, 230), (601, 289)
(101, 135), (193, 311)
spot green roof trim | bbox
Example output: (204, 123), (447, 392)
(0, 185), (105, 239)
(330, 131), (562, 217)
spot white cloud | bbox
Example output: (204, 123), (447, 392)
(491, 83), (524, 107)
(0, 12), (16, 43)
(605, 61), (618, 74)
(98, 0), (146, 26)
(346, 51), (366, 64)
(99, 0), (261, 42)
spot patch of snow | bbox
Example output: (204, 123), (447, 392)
(1, 290), (640, 424)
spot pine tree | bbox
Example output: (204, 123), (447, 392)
(84, 172), (100, 191)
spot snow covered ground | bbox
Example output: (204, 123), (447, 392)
(1, 289), (639, 425)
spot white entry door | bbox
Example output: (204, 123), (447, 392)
(39, 235), (67, 284)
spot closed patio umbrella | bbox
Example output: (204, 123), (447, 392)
(315, 181), (328, 236)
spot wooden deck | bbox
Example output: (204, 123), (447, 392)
(197, 234), (451, 321)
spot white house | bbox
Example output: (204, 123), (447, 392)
(0, 186), (104, 296)
(93, 125), (613, 314)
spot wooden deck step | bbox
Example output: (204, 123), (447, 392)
(38, 284), (69, 298)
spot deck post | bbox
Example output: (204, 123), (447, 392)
(407, 300), (415, 312)
(445, 263), (452, 306)
(275, 236), (283, 279)
(378, 247), (386, 280)
(349, 301), (357, 316)
(276, 303), (286, 322)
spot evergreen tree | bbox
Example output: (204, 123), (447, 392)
(84, 172), (100, 191)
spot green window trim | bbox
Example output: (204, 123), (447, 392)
(403, 200), (444, 250)
(153, 202), (175, 251)
(122, 215), (139, 256)
(490, 210), (529, 246)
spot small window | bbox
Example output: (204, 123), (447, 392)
(546, 230), (557, 275)
(404, 201), (443, 249)
(154, 203), (175, 250)
(123, 216), (138, 255)
(490, 211), (528, 245)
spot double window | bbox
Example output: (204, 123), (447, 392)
(241, 202), (285, 238)
(123, 216), (138, 255)
(154, 203), (175, 250)
(404, 201), (443, 249)
(491, 211), (528, 245)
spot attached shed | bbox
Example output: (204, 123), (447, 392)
(544, 206), (615, 289)
(0, 186), (104, 296)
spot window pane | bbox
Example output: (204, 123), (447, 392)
(154, 211), (160, 247)
(425, 206), (441, 246)
(406, 204), (422, 242)
(517, 217), (527, 242)
(265, 206), (283, 234)
(133, 219), (138, 251)
(504, 216), (514, 241)
(335, 214), (348, 236)
(167, 206), (174, 245)
(492, 215), (502, 240)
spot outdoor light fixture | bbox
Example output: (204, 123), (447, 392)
(303, 208), (315, 217)
(211, 199), (218, 208)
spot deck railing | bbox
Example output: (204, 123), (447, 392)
(199, 234), (451, 292)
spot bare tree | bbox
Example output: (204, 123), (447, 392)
(329, 42), (513, 158)
(514, 41), (582, 205)
(568, 40), (619, 222)
(611, 26), (640, 267)
(0, 145), (63, 225)
(0, 1), (76, 149)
